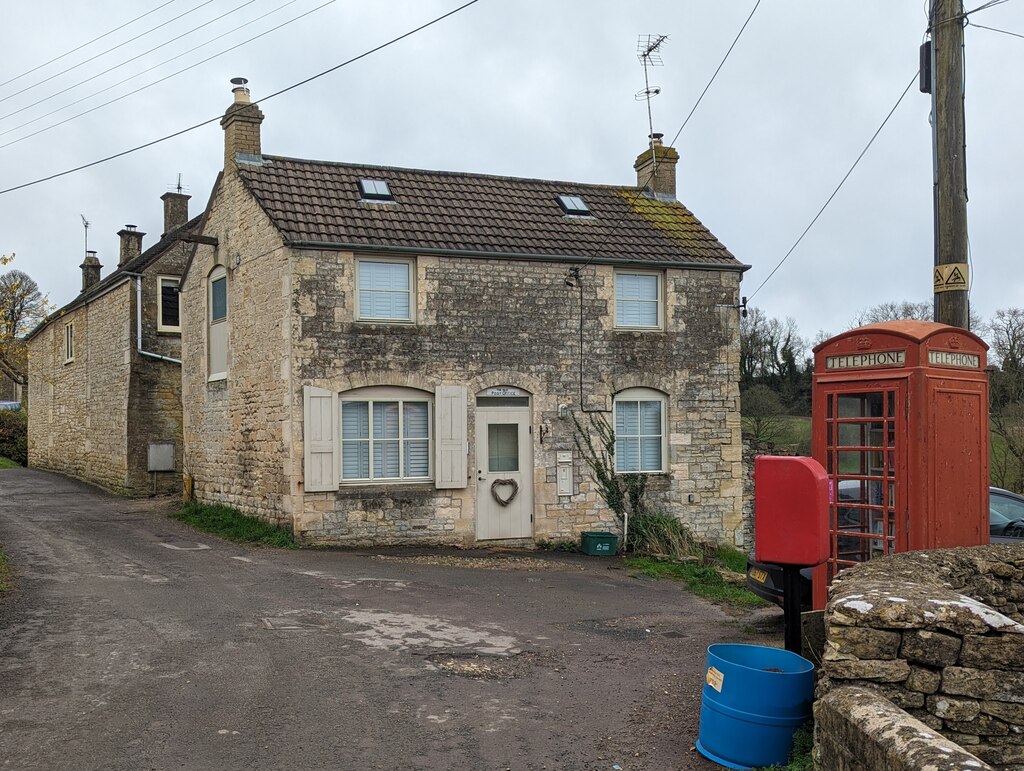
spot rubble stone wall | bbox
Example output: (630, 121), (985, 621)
(819, 545), (1024, 769)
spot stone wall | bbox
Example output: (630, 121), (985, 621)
(126, 241), (191, 494)
(816, 685), (992, 770)
(28, 282), (133, 492)
(287, 250), (743, 547)
(820, 545), (1024, 769)
(181, 167), (293, 525)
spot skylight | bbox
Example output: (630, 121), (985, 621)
(359, 179), (393, 200)
(557, 194), (590, 215)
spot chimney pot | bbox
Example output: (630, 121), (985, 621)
(117, 226), (146, 267)
(221, 77), (264, 168)
(80, 250), (102, 292)
(634, 132), (679, 201)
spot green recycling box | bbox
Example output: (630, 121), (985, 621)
(580, 531), (618, 556)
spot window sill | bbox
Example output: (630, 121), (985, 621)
(207, 372), (227, 383)
(354, 318), (416, 326)
(613, 326), (664, 333)
(157, 327), (182, 335)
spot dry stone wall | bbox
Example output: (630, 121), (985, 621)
(820, 545), (1024, 769)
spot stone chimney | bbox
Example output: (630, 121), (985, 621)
(221, 77), (264, 168)
(160, 191), (191, 235)
(80, 251), (101, 292)
(633, 133), (679, 201)
(117, 225), (145, 267)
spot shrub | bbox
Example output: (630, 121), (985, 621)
(626, 512), (707, 560)
(0, 409), (27, 465)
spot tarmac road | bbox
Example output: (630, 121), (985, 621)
(0, 468), (779, 770)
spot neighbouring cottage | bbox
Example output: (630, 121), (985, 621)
(26, 193), (199, 494)
(179, 81), (749, 546)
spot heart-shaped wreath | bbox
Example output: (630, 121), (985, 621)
(490, 478), (519, 506)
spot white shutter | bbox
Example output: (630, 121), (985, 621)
(434, 384), (468, 489)
(303, 385), (339, 492)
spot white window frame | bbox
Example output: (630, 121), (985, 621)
(157, 275), (181, 333)
(207, 266), (228, 381)
(614, 270), (664, 330)
(64, 322), (74, 364)
(612, 387), (668, 474)
(340, 386), (433, 483)
(355, 257), (416, 323)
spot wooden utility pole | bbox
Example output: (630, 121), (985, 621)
(928, 0), (971, 329)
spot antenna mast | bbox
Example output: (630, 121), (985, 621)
(80, 214), (90, 255)
(634, 34), (667, 153)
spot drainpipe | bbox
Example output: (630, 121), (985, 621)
(132, 274), (182, 365)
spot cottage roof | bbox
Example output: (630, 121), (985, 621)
(234, 156), (745, 269)
(25, 215), (202, 341)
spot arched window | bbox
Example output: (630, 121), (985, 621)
(613, 387), (668, 473)
(208, 266), (228, 379)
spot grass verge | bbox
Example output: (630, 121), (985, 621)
(0, 456), (20, 469)
(173, 502), (298, 548)
(0, 549), (12, 592)
(624, 551), (769, 608)
(753, 722), (813, 771)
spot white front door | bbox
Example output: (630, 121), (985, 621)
(475, 407), (533, 540)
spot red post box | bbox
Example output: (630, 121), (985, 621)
(754, 455), (830, 566)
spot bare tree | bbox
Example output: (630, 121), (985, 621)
(989, 308), (1024, 492)
(851, 299), (985, 334)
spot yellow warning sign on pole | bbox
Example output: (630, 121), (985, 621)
(934, 263), (969, 293)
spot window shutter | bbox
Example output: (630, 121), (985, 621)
(304, 385), (339, 492)
(434, 384), (468, 489)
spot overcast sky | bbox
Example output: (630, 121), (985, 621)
(1, 1), (1021, 343)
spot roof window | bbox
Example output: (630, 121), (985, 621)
(359, 179), (393, 201)
(556, 194), (590, 215)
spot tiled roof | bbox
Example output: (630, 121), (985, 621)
(236, 156), (743, 268)
(26, 215), (202, 340)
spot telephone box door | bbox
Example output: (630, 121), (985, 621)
(812, 381), (908, 609)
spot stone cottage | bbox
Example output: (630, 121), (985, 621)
(27, 193), (199, 494)
(179, 81), (749, 547)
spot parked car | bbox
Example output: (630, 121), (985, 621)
(747, 485), (1021, 609)
(990, 487), (1024, 543)
(0, 401), (22, 412)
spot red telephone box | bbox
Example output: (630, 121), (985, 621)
(811, 321), (989, 609)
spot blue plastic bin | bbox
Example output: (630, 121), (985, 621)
(696, 643), (814, 770)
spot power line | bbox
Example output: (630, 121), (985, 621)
(0, 0), (261, 121)
(0, 1), (178, 90)
(576, 0), (762, 272)
(668, 0), (761, 145)
(970, 21), (1024, 39)
(746, 72), (919, 303)
(0, 0), (484, 197)
(0, 0), (312, 141)
(0, 0), (216, 106)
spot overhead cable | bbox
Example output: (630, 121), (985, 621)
(0, 0), (484, 197)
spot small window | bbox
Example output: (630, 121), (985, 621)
(64, 322), (74, 364)
(556, 194), (590, 215)
(208, 266), (228, 380)
(158, 276), (181, 332)
(356, 258), (414, 322)
(341, 391), (432, 482)
(613, 388), (667, 474)
(358, 179), (393, 201)
(615, 271), (662, 329)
